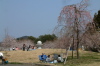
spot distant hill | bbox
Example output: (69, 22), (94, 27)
(17, 36), (29, 40)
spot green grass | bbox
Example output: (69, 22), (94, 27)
(55, 51), (100, 66)
(9, 62), (23, 64)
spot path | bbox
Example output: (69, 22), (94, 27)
(0, 63), (53, 66)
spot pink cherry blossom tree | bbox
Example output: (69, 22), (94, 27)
(1, 34), (35, 51)
(55, 0), (93, 60)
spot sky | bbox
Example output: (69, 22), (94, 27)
(0, 0), (100, 41)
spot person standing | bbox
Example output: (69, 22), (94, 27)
(27, 45), (31, 51)
(23, 44), (26, 51)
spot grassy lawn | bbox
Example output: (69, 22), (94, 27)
(1, 49), (100, 66)
(55, 51), (100, 66)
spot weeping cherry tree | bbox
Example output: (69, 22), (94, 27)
(56, 0), (93, 62)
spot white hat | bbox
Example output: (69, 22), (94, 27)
(0, 52), (3, 56)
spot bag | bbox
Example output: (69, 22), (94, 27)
(53, 60), (58, 63)
(5, 61), (8, 64)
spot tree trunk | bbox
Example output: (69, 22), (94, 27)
(64, 43), (72, 64)
(75, 5), (80, 59)
(64, 48), (69, 64)
(72, 36), (74, 59)
(76, 40), (79, 59)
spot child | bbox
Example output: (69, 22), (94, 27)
(2, 57), (8, 64)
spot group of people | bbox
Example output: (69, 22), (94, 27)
(10, 44), (36, 51)
(39, 53), (64, 63)
(12, 47), (19, 51)
(23, 44), (35, 51)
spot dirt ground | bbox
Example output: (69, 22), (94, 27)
(0, 64), (33, 66)
(0, 63), (53, 66)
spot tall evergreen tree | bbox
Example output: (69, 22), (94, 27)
(93, 10), (100, 29)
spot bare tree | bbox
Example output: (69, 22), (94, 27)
(43, 35), (71, 49)
(1, 35), (14, 49)
(81, 23), (100, 52)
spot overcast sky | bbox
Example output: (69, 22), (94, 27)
(0, 0), (100, 41)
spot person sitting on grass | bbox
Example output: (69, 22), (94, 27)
(46, 55), (56, 63)
(0, 52), (8, 64)
(57, 55), (63, 63)
(0, 52), (3, 59)
(46, 55), (51, 62)
(0, 52), (4, 64)
(2, 57), (8, 64)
